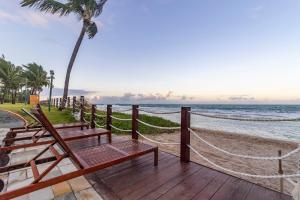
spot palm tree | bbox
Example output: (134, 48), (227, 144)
(21, 0), (108, 109)
(0, 59), (24, 104)
(23, 63), (50, 95)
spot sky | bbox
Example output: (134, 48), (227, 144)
(1, 0), (300, 104)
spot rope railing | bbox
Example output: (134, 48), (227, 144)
(95, 113), (106, 118)
(136, 131), (180, 145)
(82, 117), (90, 124)
(94, 121), (105, 128)
(110, 115), (132, 121)
(189, 128), (300, 160)
(188, 144), (300, 179)
(109, 124), (131, 132)
(190, 111), (300, 122)
(83, 112), (92, 116)
(138, 108), (180, 115)
(136, 119), (181, 130)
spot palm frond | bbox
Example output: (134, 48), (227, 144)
(21, 0), (72, 16)
(85, 21), (98, 39)
(94, 0), (108, 17)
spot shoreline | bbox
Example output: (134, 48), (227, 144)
(127, 128), (299, 195)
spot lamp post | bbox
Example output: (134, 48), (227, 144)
(48, 70), (54, 112)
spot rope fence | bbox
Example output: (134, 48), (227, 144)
(94, 121), (105, 128)
(188, 144), (300, 179)
(138, 108), (180, 115)
(189, 128), (300, 160)
(110, 115), (132, 121)
(109, 124), (132, 132)
(136, 119), (181, 130)
(190, 111), (300, 122)
(136, 131), (180, 145)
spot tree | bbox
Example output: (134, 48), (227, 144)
(23, 63), (50, 95)
(21, 0), (108, 109)
(0, 58), (24, 104)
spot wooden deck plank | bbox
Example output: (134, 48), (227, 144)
(209, 177), (253, 200)
(137, 162), (201, 200)
(191, 172), (229, 200)
(103, 154), (177, 192)
(119, 160), (201, 200)
(85, 151), (293, 200)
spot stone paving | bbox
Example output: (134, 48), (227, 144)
(0, 128), (104, 200)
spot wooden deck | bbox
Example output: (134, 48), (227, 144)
(85, 150), (292, 200)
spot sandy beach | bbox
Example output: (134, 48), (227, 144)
(124, 128), (300, 195)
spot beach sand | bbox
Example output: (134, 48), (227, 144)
(120, 128), (299, 195)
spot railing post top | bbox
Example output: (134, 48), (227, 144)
(107, 104), (112, 107)
(132, 105), (139, 108)
(181, 106), (191, 111)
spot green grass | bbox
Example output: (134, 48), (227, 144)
(0, 103), (76, 124)
(0, 103), (179, 135)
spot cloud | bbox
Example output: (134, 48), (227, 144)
(0, 9), (49, 27)
(88, 91), (193, 104)
(40, 88), (95, 98)
(228, 95), (255, 101)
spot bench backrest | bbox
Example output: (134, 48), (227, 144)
(31, 104), (83, 168)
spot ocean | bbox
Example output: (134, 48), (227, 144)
(97, 104), (300, 142)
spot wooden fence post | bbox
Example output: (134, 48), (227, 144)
(56, 98), (59, 107)
(91, 105), (96, 129)
(72, 96), (76, 113)
(106, 105), (112, 131)
(278, 150), (283, 192)
(132, 105), (139, 140)
(181, 107), (191, 162)
(80, 101), (84, 124)
(53, 98), (55, 107)
(80, 96), (84, 106)
(59, 98), (62, 107)
(67, 97), (70, 108)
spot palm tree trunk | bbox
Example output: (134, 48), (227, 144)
(60, 23), (86, 110)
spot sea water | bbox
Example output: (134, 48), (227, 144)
(97, 104), (300, 142)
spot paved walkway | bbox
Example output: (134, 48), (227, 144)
(0, 128), (104, 200)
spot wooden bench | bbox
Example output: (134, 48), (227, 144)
(0, 105), (158, 199)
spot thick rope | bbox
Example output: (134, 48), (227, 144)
(95, 113), (106, 118)
(136, 131), (180, 145)
(83, 112), (92, 115)
(110, 115), (132, 121)
(109, 124), (131, 132)
(83, 117), (90, 124)
(138, 108), (180, 115)
(188, 144), (300, 178)
(189, 128), (300, 160)
(136, 119), (180, 130)
(190, 111), (300, 122)
(95, 121), (105, 128)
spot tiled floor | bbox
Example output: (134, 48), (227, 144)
(0, 128), (104, 200)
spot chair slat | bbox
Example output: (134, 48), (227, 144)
(30, 160), (39, 181)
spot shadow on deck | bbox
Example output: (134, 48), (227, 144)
(85, 150), (292, 200)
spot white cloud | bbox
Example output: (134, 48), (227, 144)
(0, 9), (49, 27)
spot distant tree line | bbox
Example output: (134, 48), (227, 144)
(0, 55), (50, 104)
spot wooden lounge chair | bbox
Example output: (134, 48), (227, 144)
(6, 108), (89, 138)
(0, 105), (158, 199)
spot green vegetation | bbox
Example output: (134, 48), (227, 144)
(21, 0), (108, 109)
(0, 104), (179, 135)
(84, 109), (179, 135)
(0, 104), (76, 124)
(0, 56), (50, 104)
